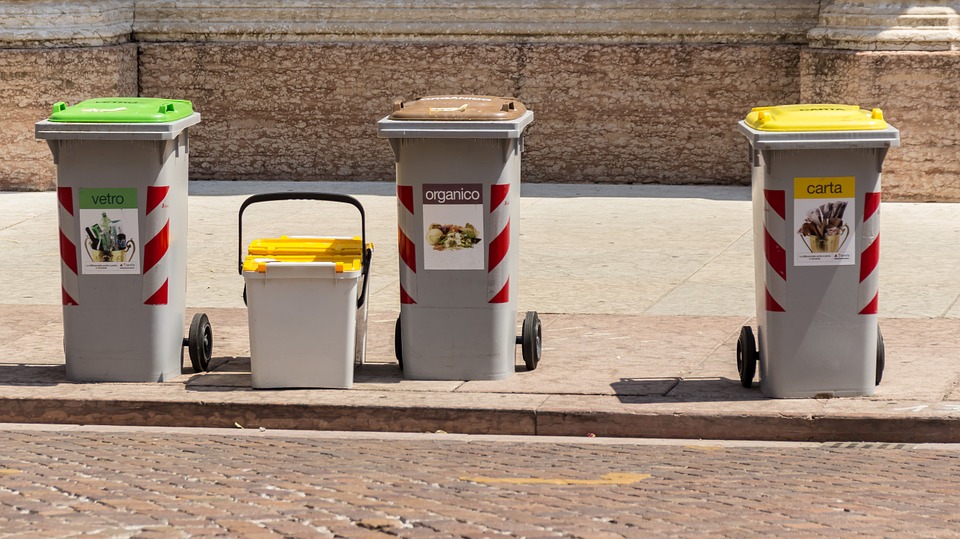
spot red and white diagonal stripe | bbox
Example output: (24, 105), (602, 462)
(859, 192), (881, 315)
(487, 183), (511, 304)
(143, 186), (170, 305)
(763, 189), (787, 312)
(397, 184), (417, 304)
(57, 187), (79, 306)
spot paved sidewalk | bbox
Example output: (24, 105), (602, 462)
(1, 182), (959, 442)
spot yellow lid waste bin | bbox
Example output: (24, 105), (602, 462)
(736, 104), (899, 398)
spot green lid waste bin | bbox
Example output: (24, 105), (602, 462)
(35, 98), (212, 382)
(736, 104), (900, 398)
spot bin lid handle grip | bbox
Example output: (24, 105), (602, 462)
(237, 192), (368, 283)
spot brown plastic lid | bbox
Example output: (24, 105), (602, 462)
(389, 96), (527, 121)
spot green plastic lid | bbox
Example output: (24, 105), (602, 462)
(744, 104), (888, 132)
(47, 98), (195, 123)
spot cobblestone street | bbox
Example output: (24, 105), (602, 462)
(0, 425), (957, 537)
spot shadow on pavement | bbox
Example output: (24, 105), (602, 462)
(0, 364), (67, 386)
(612, 377), (768, 403)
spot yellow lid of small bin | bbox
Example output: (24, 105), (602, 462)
(243, 236), (371, 273)
(744, 104), (888, 132)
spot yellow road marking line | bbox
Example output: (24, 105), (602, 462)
(459, 472), (650, 485)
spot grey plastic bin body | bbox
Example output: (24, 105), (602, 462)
(737, 119), (899, 398)
(378, 96), (533, 380)
(36, 111), (200, 382)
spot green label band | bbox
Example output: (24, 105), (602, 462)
(80, 188), (138, 209)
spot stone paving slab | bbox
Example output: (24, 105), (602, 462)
(1, 304), (960, 442)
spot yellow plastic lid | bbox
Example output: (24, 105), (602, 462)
(744, 104), (888, 132)
(242, 236), (371, 273)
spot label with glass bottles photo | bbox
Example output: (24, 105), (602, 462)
(79, 188), (140, 274)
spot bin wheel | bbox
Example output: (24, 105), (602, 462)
(188, 313), (213, 373)
(394, 317), (403, 370)
(876, 326), (885, 386)
(521, 311), (542, 371)
(737, 325), (757, 388)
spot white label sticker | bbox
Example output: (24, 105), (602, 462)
(422, 183), (484, 271)
(794, 177), (855, 267)
(79, 188), (140, 275)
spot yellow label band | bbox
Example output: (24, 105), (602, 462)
(794, 176), (855, 199)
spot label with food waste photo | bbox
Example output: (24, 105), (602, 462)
(794, 176), (855, 267)
(422, 183), (485, 271)
(79, 187), (140, 274)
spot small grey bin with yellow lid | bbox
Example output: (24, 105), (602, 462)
(239, 193), (373, 389)
(377, 96), (542, 381)
(34, 98), (211, 382)
(736, 104), (900, 398)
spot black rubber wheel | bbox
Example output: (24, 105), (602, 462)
(737, 325), (757, 388)
(394, 317), (403, 370)
(188, 313), (213, 373)
(876, 326), (885, 386)
(521, 311), (542, 371)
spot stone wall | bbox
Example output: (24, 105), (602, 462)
(139, 42), (522, 183)
(139, 42), (802, 186)
(0, 45), (137, 191)
(801, 49), (960, 201)
(801, 0), (960, 200)
(517, 44), (801, 185)
(2, 1), (958, 200)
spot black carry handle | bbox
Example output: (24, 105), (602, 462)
(238, 192), (372, 309)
